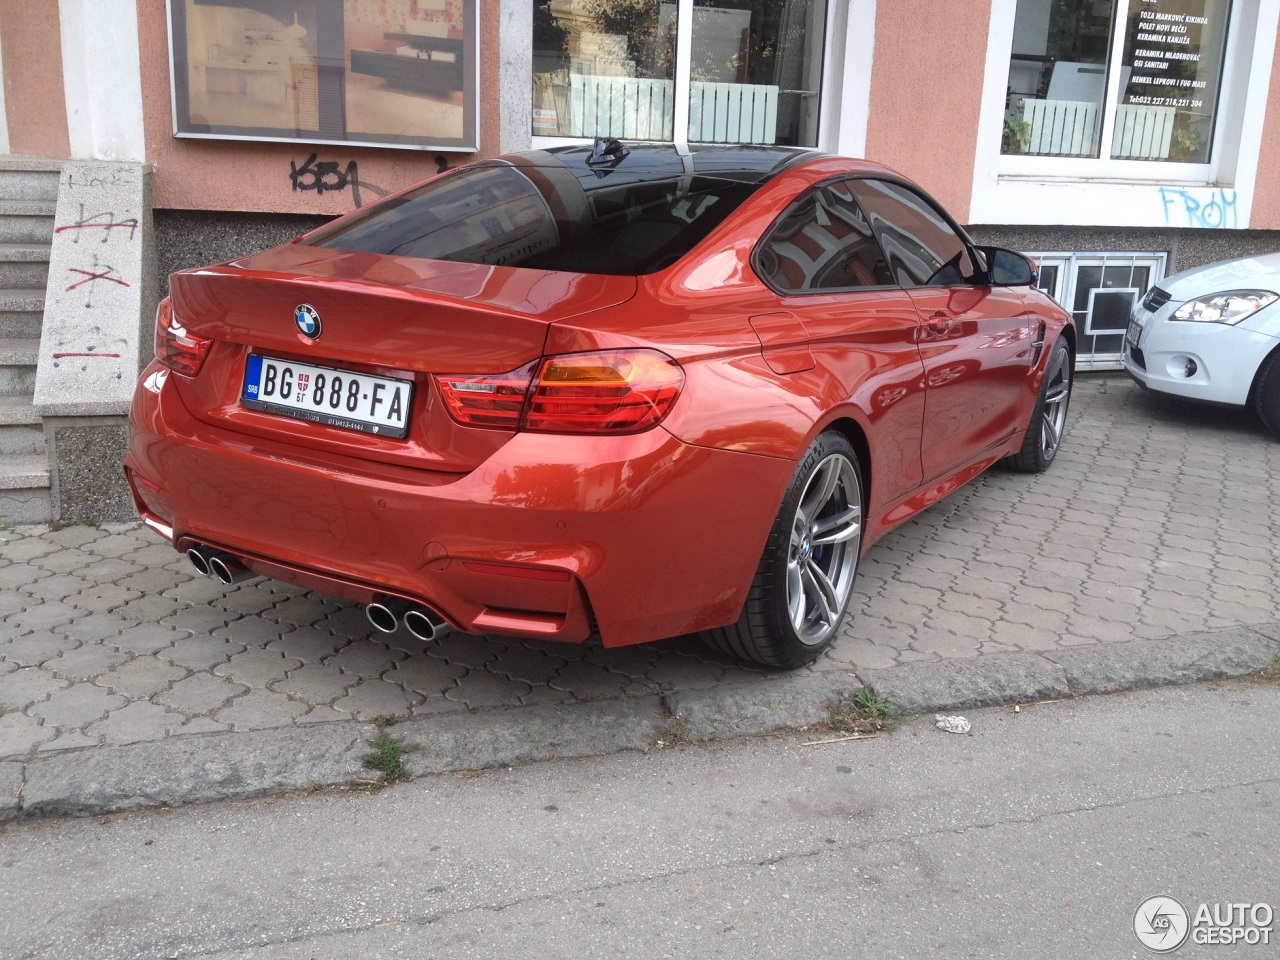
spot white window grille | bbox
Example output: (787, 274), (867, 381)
(1029, 252), (1167, 371)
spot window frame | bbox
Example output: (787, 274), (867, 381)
(530, 0), (841, 151)
(1030, 250), (1168, 370)
(971, 0), (1278, 228)
(751, 175), (986, 296)
(997, 0), (1241, 180)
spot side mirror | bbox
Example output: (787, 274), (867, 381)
(979, 246), (1037, 287)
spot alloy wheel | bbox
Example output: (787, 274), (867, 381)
(1040, 348), (1071, 459)
(786, 452), (863, 646)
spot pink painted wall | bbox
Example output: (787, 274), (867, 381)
(0, 1), (71, 159)
(863, 0), (992, 221)
(1247, 33), (1280, 229)
(139, 0), (504, 214)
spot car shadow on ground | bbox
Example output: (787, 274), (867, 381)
(1118, 378), (1273, 441)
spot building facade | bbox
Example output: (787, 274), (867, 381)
(1, 0), (1278, 521)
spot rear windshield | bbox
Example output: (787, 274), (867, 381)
(308, 160), (761, 276)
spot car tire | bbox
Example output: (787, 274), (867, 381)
(704, 432), (864, 668)
(1003, 337), (1072, 473)
(1252, 350), (1280, 440)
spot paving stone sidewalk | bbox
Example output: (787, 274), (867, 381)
(3, 376), (1280, 819)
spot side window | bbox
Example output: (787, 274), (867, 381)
(754, 180), (893, 294)
(846, 179), (976, 287)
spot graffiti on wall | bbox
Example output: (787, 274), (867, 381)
(54, 203), (140, 243)
(289, 154), (389, 209)
(64, 253), (131, 312)
(46, 201), (138, 375)
(50, 242), (132, 366)
(289, 154), (452, 209)
(1159, 187), (1239, 230)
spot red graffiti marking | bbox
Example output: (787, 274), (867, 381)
(55, 204), (140, 242)
(65, 266), (130, 292)
(53, 352), (122, 359)
(65, 255), (131, 309)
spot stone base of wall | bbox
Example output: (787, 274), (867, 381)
(45, 416), (133, 524)
(155, 210), (332, 295)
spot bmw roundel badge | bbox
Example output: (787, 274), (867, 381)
(295, 304), (322, 339)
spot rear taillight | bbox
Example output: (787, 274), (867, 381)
(154, 298), (211, 377)
(436, 361), (536, 428)
(525, 351), (683, 433)
(435, 350), (683, 434)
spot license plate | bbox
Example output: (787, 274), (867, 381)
(241, 355), (412, 438)
(1125, 319), (1143, 349)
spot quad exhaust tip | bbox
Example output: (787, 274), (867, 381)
(187, 544), (258, 585)
(187, 547), (445, 636)
(186, 545), (215, 577)
(366, 597), (411, 634)
(403, 607), (450, 642)
(366, 598), (451, 642)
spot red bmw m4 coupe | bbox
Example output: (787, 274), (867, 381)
(127, 142), (1074, 668)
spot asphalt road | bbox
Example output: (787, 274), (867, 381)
(2, 679), (1277, 959)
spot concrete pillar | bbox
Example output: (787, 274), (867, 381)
(59, 0), (146, 162)
(0, 33), (10, 155)
(499, 0), (532, 154)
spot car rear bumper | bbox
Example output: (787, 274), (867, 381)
(126, 362), (794, 648)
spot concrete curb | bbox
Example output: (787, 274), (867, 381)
(13, 722), (378, 818)
(2, 624), (1277, 821)
(858, 652), (1071, 716)
(667, 672), (866, 739)
(861, 627), (1280, 716)
(397, 698), (672, 776)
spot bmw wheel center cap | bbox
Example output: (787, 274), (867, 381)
(295, 304), (322, 339)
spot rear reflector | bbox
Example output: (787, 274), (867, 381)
(154, 298), (212, 377)
(462, 561), (571, 581)
(131, 471), (162, 494)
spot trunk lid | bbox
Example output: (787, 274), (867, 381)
(165, 244), (637, 473)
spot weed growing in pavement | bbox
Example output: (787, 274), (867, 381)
(1260, 658), (1280, 685)
(829, 687), (897, 735)
(653, 717), (692, 750)
(362, 734), (407, 784)
(46, 518), (98, 532)
(358, 715), (409, 786)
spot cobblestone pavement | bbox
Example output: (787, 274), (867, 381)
(2, 376), (1280, 813)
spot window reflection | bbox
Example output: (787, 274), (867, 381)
(1002, 0), (1233, 164)
(533, 0), (825, 146)
(688, 0), (826, 146)
(534, 0), (675, 140)
(1112, 0), (1230, 162)
(1004, 0), (1114, 157)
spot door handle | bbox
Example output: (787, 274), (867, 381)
(925, 312), (955, 336)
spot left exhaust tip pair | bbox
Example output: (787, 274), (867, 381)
(186, 544), (257, 585)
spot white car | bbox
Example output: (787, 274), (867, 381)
(1124, 251), (1280, 437)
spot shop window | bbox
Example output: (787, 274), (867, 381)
(169, 0), (478, 150)
(532, 0), (827, 146)
(1002, 0), (1231, 163)
(1031, 252), (1167, 369)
